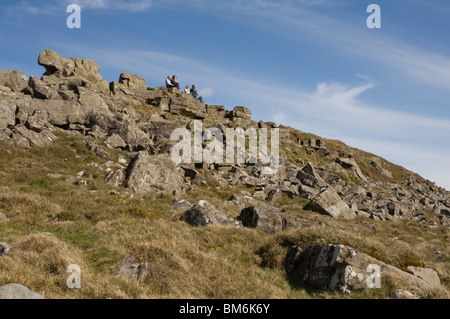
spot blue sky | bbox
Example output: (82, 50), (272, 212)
(1, 0), (450, 190)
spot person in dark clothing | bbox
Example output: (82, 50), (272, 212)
(190, 85), (204, 103)
(172, 75), (180, 90)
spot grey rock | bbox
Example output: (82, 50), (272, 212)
(0, 98), (16, 130)
(389, 289), (420, 299)
(0, 243), (10, 256)
(0, 212), (7, 219)
(119, 72), (147, 94)
(170, 198), (193, 211)
(125, 153), (184, 196)
(304, 188), (356, 220)
(180, 200), (238, 227)
(336, 158), (368, 182)
(0, 284), (44, 299)
(406, 267), (441, 288)
(299, 185), (319, 200)
(237, 205), (313, 234)
(0, 70), (29, 92)
(286, 244), (434, 293)
(106, 134), (127, 149)
(118, 256), (151, 281)
(105, 169), (125, 188)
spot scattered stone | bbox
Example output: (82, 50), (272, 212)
(0, 243), (10, 256)
(335, 158), (367, 182)
(0, 212), (7, 220)
(118, 256), (152, 281)
(125, 152), (184, 196)
(170, 198), (193, 211)
(180, 200), (238, 227)
(237, 206), (312, 234)
(106, 134), (127, 149)
(105, 169), (125, 188)
(389, 289), (420, 299)
(0, 284), (44, 299)
(304, 188), (356, 220)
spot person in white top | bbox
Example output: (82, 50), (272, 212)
(165, 75), (175, 88)
(184, 85), (190, 94)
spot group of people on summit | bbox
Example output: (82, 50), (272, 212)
(165, 75), (204, 103)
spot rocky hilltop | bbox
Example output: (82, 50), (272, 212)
(0, 50), (449, 299)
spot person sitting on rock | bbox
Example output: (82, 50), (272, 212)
(172, 75), (180, 90)
(190, 85), (204, 103)
(166, 75), (175, 88)
(184, 85), (190, 94)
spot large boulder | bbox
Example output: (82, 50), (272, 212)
(0, 70), (29, 92)
(125, 152), (184, 196)
(238, 205), (313, 234)
(0, 284), (44, 299)
(119, 72), (147, 94)
(180, 200), (238, 227)
(38, 49), (64, 75)
(304, 188), (356, 220)
(285, 244), (436, 293)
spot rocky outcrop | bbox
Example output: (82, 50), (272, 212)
(0, 284), (44, 299)
(285, 244), (438, 294)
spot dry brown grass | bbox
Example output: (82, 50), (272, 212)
(0, 135), (449, 299)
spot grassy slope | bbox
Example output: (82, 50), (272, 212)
(0, 133), (448, 299)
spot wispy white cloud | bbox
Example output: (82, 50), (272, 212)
(4, 0), (153, 15)
(67, 0), (152, 12)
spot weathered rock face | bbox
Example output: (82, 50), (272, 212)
(0, 98), (16, 130)
(335, 158), (368, 182)
(125, 152), (184, 196)
(304, 188), (356, 220)
(237, 205), (312, 234)
(229, 106), (253, 127)
(180, 200), (238, 227)
(406, 267), (441, 288)
(0, 284), (44, 299)
(119, 72), (147, 94)
(0, 70), (29, 92)
(285, 244), (436, 293)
